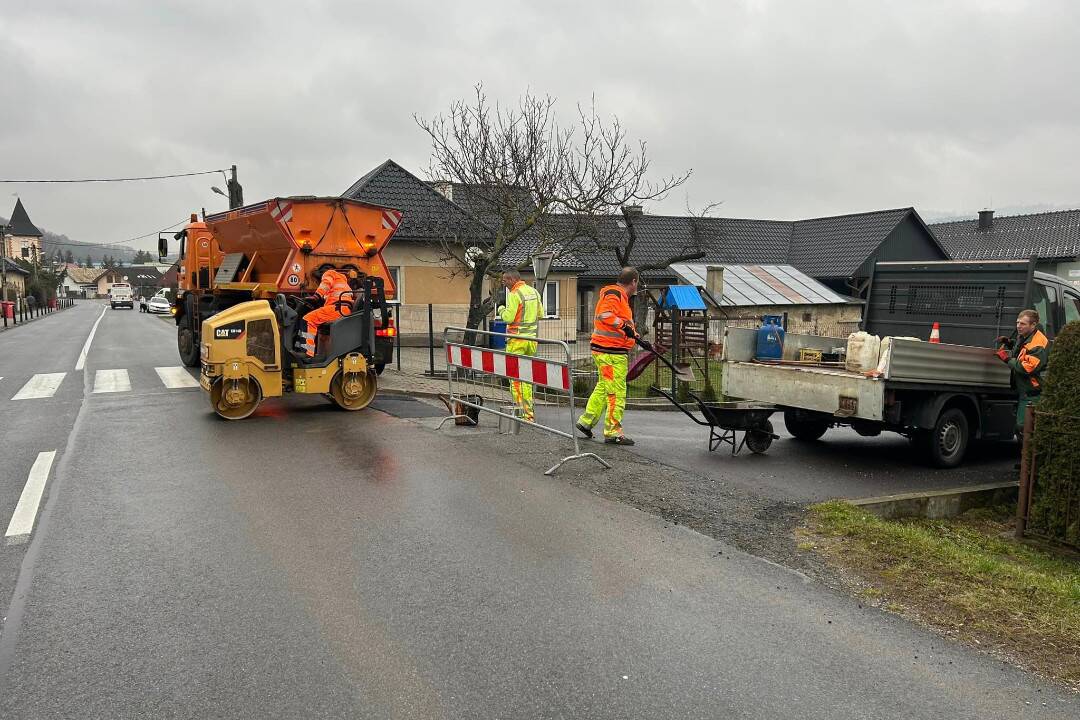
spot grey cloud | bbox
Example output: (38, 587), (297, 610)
(2, 0), (1079, 250)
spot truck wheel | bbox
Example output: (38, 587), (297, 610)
(210, 377), (262, 420)
(330, 369), (377, 411)
(784, 410), (829, 441)
(919, 408), (970, 468)
(745, 420), (774, 454)
(178, 321), (200, 367)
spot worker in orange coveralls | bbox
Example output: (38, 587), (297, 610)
(300, 268), (355, 357)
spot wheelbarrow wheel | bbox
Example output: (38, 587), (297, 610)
(745, 420), (774, 454)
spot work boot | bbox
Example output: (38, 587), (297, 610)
(604, 435), (635, 446)
(575, 422), (594, 439)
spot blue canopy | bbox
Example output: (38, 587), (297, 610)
(660, 285), (706, 310)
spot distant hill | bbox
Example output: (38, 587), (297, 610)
(0, 216), (137, 264)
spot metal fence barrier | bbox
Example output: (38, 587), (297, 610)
(436, 325), (611, 476)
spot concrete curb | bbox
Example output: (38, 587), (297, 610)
(847, 481), (1019, 520)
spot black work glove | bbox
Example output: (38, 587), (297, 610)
(621, 323), (638, 339)
(994, 335), (1014, 350)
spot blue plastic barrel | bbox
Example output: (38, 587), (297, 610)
(490, 320), (508, 349)
(755, 315), (785, 360)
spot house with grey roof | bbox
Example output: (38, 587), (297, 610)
(341, 159), (949, 339)
(931, 209), (1080, 289)
(342, 159), (586, 340)
(574, 206), (946, 292)
(1, 257), (31, 299)
(3, 199), (44, 261)
(567, 206), (946, 332)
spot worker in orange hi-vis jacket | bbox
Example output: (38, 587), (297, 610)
(576, 266), (641, 445)
(300, 268), (354, 357)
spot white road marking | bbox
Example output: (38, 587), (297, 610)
(5, 451), (57, 540)
(12, 373), (67, 400)
(75, 306), (108, 370)
(92, 368), (131, 394)
(155, 366), (199, 389)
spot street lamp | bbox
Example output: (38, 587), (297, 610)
(211, 186), (227, 198)
(531, 250), (554, 291)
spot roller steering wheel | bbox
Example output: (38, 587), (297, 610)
(285, 294), (320, 313)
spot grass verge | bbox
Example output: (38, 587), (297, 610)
(803, 501), (1080, 689)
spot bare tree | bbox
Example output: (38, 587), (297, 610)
(415, 85), (692, 331)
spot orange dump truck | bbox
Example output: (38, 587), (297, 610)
(158, 197), (401, 418)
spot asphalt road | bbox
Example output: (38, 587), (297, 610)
(611, 408), (1017, 503)
(0, 301), (1074, 719)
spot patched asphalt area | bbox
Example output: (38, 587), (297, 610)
(401, 398), (819, 575)
(371, 393), (448, 418)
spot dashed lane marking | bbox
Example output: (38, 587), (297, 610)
(75, 306), (108, 371)
(5, 451), (57, 542)
(154, 366), (200, 389)
(12, 373), (67, 400)
(92, 369), (131, 394)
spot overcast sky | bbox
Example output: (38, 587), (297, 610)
(3, 0), (1079, 251)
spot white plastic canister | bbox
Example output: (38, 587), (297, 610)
(845, 332), (882, 373)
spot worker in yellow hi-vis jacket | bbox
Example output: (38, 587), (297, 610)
(497, 268), (542, 422)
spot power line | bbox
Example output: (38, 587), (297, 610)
(0, 169), (228, 184)
(39, 218), (189, 251)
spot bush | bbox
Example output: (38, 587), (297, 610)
(1028, 321), (1080, 545)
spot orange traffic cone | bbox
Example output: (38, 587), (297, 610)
(929, 322), (940, 343)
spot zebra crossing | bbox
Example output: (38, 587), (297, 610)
(3, 367), (201, 401)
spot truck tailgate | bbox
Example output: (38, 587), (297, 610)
(723, 362), (886, 421)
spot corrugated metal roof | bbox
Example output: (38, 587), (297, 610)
(669, 263), (850, 307)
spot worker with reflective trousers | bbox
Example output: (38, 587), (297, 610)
(995, 308), (1050, 437)
(576, 267), (640, 445)
(300, 267), (355, 357)
(497, 268), (542, 422)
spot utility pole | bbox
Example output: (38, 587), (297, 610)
(226, 165), (244, 209)
(0, 224), (8, 303)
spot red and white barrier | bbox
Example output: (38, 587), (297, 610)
(446, 343), (571, 392)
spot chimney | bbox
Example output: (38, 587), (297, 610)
(621, 204), (643, 217)
(433, 182), (453, 201)
(978, 208), (994, 231)
(705, 265), (724, 304)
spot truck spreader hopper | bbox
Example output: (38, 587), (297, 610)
(200, 197), (401, 299)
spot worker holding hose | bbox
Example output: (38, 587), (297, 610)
(497, 268), (542, 422)
(995, 308), (1050, 441)
(576, 267), (640, 445)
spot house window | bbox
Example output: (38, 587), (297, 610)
(542, 281), (559, 318)
(387, 266), (401, 301)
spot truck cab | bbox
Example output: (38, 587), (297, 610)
(1030, 272), (1080, 339)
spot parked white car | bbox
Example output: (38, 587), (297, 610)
(147, 295), (173, 314)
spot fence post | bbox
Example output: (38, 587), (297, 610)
(1015, 405), (1035, 539)
(427, 303), (435, 376)
(395, 304), (401, 373)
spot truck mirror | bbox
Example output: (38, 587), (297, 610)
(158, 236), (168, 259)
